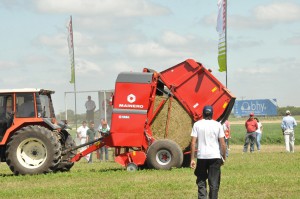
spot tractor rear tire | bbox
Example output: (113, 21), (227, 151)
(5, 125), (61, 175)
(56, 131), (76, 172)
(147, 139), (183, 170)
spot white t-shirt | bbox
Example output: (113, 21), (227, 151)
(98, 124), (110, 133)
(191, 119), (225, 159)
(77, 126), (89, 138)
(256, 122), (262, 134)
(85, 100), (96, 111)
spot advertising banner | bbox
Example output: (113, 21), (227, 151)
(234, 99), (277, 116)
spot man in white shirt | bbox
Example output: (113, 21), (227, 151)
(76, 121), (90, 161)
(190, 106), (226, 199)
(281, 110), (297, 152)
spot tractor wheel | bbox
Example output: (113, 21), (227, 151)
(5, 125), (61, 175)
(147, 139), (183, 170)
(56, 131), (76, 172)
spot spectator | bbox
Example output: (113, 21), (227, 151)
(98, 119), (110, 161)
(85, 96), (96, 122)
(281, 110), (297, 152)
(76, 121), (90, 162)
(223, 120), (231, 157)
(254, 118), (263, 151)
(243, 113), (258, 153)
(86, 121), (97, 163)
(190, 106), (226, 199)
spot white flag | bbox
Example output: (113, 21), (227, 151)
(216, 0), (227, 72)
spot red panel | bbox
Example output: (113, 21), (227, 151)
(113, 83), (152, 110)
(110, 112), (147, 147)
(160, 59), (235, 120)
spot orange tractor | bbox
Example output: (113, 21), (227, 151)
(0, 89), (76, 175)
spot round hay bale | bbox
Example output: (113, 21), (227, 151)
(151, 96), (194, 150)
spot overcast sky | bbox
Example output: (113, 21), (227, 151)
(0, 0), (299, 114)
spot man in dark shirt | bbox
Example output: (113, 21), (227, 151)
(86, 121), (97, 163)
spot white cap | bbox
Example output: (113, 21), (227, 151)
(286, 110), (291, 114)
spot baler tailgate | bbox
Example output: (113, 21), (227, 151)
(159, 59), (235, 121)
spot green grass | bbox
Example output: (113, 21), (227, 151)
(1, 119), (297, 198)
(228, 119), (300, 145)
(1, 146), (299, 199)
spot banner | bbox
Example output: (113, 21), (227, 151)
(216, 0), (227, 72)
(67, 16), (75, 84)
(233, 99), (278, 116)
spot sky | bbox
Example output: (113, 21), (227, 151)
(0, 0), (299, 114)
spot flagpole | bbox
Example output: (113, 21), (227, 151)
(68, 15), (78, 129)
(71, 16), (78, 130)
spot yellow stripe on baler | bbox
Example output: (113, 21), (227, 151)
(211, 87), (217, 92)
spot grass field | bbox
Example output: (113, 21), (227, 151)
(1, 120), (299, 198)
(0, 145), (299, 199)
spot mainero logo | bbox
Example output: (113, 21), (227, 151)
(127, 94), (136, 103)
(118, 94), (144, 109)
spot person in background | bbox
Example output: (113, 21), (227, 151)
(85, 96), (96, 122)
(223, 120), (231, 157)
(86, 121), (97, 163)
(190, 106), (226, 199)
(281, 110), (297, 152)
(254, 118), (263, 151)
(98, 119), (110, 161)
(76, 121), (90, 162)
(243, 113), (258, 153)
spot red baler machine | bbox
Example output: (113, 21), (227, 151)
(71, 59), (235, 170)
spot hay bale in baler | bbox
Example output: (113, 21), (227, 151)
(151, 96), (194, 151)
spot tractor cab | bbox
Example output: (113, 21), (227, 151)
(0, 88), (76, 175)
(0, 88), (56, 141)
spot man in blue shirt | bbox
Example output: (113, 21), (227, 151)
(281, 110), (297, 152)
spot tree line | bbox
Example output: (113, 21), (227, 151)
(277, 106), (300, 116)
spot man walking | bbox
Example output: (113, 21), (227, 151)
(281, 110), (297, 152)
(243, 113), (258, 153)
(190, 106), (226, 199)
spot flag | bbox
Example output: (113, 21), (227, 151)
(216, 0), (227, 72)
(67, 16), (75, 84)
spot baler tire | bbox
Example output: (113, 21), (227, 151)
(126, 162), (138, 172)
(5, 125), (61, 175)
(56, 131), (76, 172)
(147, 139), (183, 170)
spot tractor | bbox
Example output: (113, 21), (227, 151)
(0, 88), (76, 175)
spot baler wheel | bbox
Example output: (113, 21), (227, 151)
(126, 162), (138, 171)
(147, 139), (183, 170)
(5, 125), (61, 175)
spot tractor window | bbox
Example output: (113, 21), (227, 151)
(37, 94), (52, 118)
(16, 93), (35, 118)
(0, 95), (13, 119)
(0, 94), (14, 139)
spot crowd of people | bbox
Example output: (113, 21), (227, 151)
(76, 119), (111, 163)
(75, 95), (111, 163)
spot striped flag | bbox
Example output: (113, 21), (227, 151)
(67, 16), (75, 84)
(216, 0), (227, 72)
